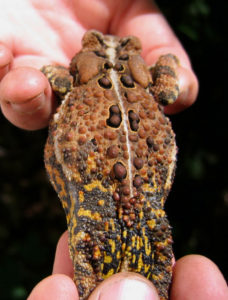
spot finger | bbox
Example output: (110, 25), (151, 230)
(171, 255), (228, 300)
(52, 233), (160, 299)
(89, 272), (160, 300)
(0, 67), (55, 130)
(52, 231), (74, 278)
(111, 0), (199, 113)
(52, 234), (160, 299)
(164, 66), (198, 114)
(0, 43), (13, 79)
(27, 274), (78, 300)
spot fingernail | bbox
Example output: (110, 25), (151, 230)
(99, 278), (159, 300)
(10, 92), (46, 114)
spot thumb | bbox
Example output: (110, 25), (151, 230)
(89, 272), (160, 300)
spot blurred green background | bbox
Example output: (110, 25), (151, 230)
(0, 0), (227, 299)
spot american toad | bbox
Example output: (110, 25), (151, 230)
(42, 30), (179, 300)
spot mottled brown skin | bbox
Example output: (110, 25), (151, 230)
(42, 30), (179, 300)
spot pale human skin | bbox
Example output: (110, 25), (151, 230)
(0, 1), (227, 299)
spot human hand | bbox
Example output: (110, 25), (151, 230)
(28, 231), (228, 300)
(0, 0), (198, 130)
(1, 1), (203, 299)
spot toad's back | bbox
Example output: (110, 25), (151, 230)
(44, 30), (179, 300)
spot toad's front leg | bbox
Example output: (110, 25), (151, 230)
(149, 54), (179, 106)
(41, 65), (73, 101)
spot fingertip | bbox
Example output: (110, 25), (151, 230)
(0, 67), (55, 130)
(1, 67), (49, 102)
(113, 0), (199, 114)
(0, 43), (13, 79)
(53, 231), (74, 278)
(164, 65), (199, 114)
(171, 254), (228, 300)
(28, 274), (78, 300)
(146, 49), (199, 114)
(89, 272), (159, 300)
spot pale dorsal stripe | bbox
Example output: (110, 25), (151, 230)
(105, 38), (133, 197)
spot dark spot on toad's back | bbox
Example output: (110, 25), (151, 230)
(113, 162), (127, 180)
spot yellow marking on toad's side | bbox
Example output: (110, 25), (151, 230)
(97, 199), (105, 206)
(156, 240), (169, 248)
(116, 251), (121, 260)
(152, 274), (159, 281)
(51, 167), (67, 198)
(93, 245), (101, 260)
(152, 208), (165, 218)
(139, 210), (144, 219)
(158, 253), (167, 262)
(142, 227), (151, 256)
(103, 268), (114, 279)
(77, 207), (102, 221)
(132, 254), (136, 264)
(127, 251), (131, 258)
(68, 194), (77, 226)
(71, 230), (86, 245)
(110, 219), (116, 231)
(152, 273), (164, 281)
(155, 240), (170, 262)
(86, 155), (97, 173)
(142, 183), (157, 193)
(144, 264), (150, 274)
(123, 230), (127, 238)
(104, 221), (109, 232)
(147, 219), (156, 230)
(79, 190), (84, 203)
(118, 207), (123, 219)
(84, 180), (108, 192)
(131, 236), (136, 247)
(104, 252), (112, 264)
(126, 246), (132, 258)
(100, 263), (104, 272)
(137, 252), (143, 272)
(108, 239), (116, 254)
(160, 197), (165, 207)
(136, 236), (142, 250)
(72, 172), (81, 182)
